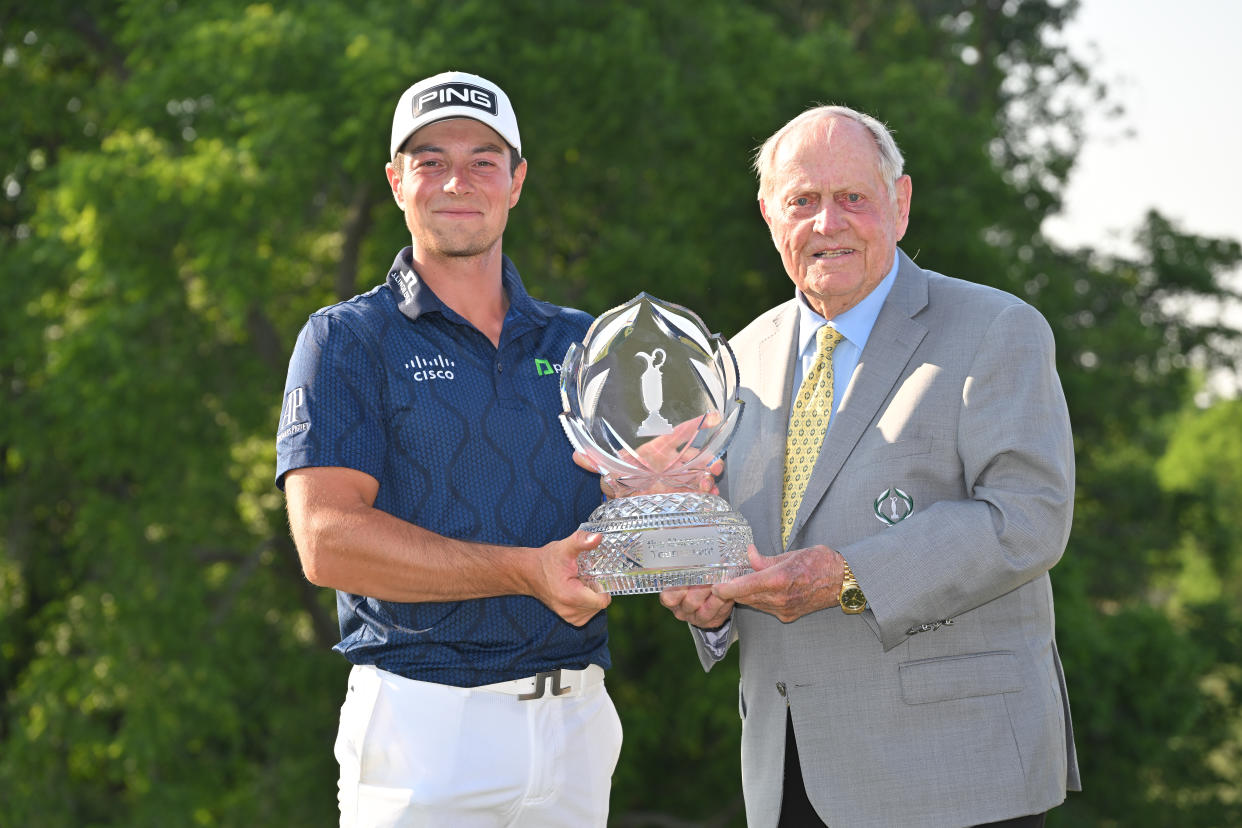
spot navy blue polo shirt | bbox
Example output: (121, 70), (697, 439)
(275, 248), (608, 687)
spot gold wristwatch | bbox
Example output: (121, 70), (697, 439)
(839, 559), (867, 614)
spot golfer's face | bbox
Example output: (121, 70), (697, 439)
(390, 118), (526, 261)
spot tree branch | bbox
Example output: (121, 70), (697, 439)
(67, 9), (130, 81)
(270, 531), (340, 650)
(336, 179), (379, 301)
(246, 305), (287, 378)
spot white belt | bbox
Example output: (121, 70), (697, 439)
(475, 665), (605, 701)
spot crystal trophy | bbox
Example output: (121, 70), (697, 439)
(559, 293), (754, 594)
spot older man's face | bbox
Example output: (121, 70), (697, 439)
(760, 117), (911, 319)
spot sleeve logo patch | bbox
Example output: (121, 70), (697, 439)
(278, 387), (309, 441)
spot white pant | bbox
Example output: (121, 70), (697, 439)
(335, 664), (623, 827)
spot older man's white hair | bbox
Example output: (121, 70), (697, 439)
(753, 105), (905, 201)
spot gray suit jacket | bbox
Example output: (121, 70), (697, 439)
(696, 250), (1079, 828)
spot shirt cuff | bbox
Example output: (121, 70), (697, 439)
(698, 618), (734, 659)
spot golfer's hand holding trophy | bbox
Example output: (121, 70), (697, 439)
(560, 293), (754, 594)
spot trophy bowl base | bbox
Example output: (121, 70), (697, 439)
(582, 563), (755, 596)
(576, 492), (754, 596)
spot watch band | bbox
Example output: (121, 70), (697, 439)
(839, 559), (867, 614)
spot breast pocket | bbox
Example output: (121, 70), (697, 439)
(855, 434), (963, 513)
(871, 437), (935, 462)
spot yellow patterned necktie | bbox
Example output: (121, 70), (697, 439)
(781, 325), (845, 547)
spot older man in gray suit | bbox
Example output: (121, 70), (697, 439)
(660, 105), (1079, 827)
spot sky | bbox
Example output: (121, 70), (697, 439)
(1042, 0), (1241, 256)
(1041, 0), (1241, 395)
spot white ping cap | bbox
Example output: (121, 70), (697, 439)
(389, 71), (521, 159)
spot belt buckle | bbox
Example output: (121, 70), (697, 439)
(517, 669), (572, 701)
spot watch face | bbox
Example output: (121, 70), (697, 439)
(841, 586), (867, 612)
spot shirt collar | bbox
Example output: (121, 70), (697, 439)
(795, 251), (899, 354)
(386, 247), (556, 326)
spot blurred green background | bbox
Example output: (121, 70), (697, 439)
(3, 1), (1240, 826)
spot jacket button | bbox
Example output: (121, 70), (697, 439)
(776, 681), (787, 697)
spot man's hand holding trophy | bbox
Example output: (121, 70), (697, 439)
(561, 294), (754, 595)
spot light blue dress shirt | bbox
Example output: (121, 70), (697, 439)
(790, 255), (899, 426)
(699, 253), (899, 648)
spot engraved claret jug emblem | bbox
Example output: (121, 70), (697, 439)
(635, 349), (673, 437)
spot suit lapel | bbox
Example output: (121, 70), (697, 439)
(788, 251), (930, 548)
(730, 301), (799, 556)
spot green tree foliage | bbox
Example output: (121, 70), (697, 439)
(2, 1), (1240, 826)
